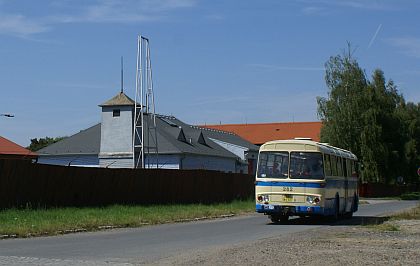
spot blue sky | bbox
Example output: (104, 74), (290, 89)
(1, 0), (419, 146)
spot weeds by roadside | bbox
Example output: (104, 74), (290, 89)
(366, 204), (420, 232)
(0, 199), (255, 238)
(400, 192), (420, 200)
(391, 204), (420, 220)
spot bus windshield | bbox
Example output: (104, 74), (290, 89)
(257, 152), (289, 178)
(289, 152), (324, 180)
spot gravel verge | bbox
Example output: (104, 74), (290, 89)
(153, 219), (420, 266)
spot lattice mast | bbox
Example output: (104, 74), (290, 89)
(133, 36), (158, 168)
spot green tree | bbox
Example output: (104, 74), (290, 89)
(365, 70), (405, 183)
(317, 46), (367, 158)
(27, 136), (66, 151)
(317, 46), (417, 184)
(398, 102), (420, 184)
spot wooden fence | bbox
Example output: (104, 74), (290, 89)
(359, 182), (419, 197)
(0, 159), (254, 209)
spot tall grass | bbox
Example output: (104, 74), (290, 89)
(0, 200), (255, 238)
(391, 204), (420, 220)
(366, 204), (420, 232)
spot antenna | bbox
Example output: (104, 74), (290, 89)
(120, 56), (124, 93)
(133, 36), (159, 169)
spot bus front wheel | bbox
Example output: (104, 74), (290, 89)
(270, 214), (289, 223)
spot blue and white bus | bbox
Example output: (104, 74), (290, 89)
(255, 139), (359, 222)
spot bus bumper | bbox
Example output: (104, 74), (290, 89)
(256, 204), (324, 215)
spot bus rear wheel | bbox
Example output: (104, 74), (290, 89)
(344, 194), (358, 219)
(333, 197), (340, 221)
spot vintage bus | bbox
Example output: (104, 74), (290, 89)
(255, 139), (359, 222)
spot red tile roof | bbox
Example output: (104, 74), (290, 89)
(202, 122), (322, 145)
(0, 136), (38, 159)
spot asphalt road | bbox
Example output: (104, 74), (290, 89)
(0, 200), (418, 265)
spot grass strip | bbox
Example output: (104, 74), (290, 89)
(391, 204), (420, 220)
(0, 199), (255, 238)
(366, 204), (420, 232)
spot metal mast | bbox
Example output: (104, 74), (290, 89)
(133, 36), (158, 168)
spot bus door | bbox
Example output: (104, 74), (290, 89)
(270, 152), (289, 203)
(256, 152), (272, 198)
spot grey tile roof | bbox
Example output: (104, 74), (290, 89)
(38, 114), (258, 159)
(152, 115), (238, 158)
(145, 114), (259, 157)
(38, 123), (101, 155)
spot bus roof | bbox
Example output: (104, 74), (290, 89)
(260, 139), (357, 160)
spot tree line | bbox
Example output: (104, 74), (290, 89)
(27, 137), (66, 152)
(317, 46), (420, 185)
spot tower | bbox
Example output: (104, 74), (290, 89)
(98, 57), (135, 168)
(133, 36), (159, 168)
(98, 92), (135, 168)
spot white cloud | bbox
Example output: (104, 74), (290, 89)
(51, 0), (196, 23)
(0, 0), (197, 37)
(248, 63), (325, 71)
(298, 0), (399, 11)
(301, 6), (327, 15)
(188, 96), (253, 107)
(204, 14), (224, 21)
(0, 14), (50, 37)
(387, 37), (420, 58)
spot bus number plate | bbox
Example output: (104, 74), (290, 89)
(283, 195), (293, 202)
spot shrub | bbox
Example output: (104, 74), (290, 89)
(400, 192), (420, 200)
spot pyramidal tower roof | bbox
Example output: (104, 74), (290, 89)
(99, 92), (135, 107)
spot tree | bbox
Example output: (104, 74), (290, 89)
(317, 46), (368, 158)
(27, 136), (66, 151)
(317, 45), (418, 184)
(398, 102), (420, 184)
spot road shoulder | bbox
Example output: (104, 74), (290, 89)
(154, 218), (420, 265)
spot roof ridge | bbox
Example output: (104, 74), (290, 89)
(203, 121), (321, 127)
(190, 125), (236, 135)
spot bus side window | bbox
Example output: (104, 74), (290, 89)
(346, 159), (352, 177)
(342, 158), (347, 177)
(336, 157), (343, 177)
(324, 154), (331, 176)
(352, 160), (358, 177)
(331, 156), (337, 176)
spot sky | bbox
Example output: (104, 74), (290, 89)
(1, 0), (420, 147)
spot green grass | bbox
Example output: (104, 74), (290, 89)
(0, 200), (255, 238)
(400, 192), (420, 200)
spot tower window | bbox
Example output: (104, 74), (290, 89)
(113, 109), (120, 117)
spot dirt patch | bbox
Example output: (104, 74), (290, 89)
(153, 219), (420, 265)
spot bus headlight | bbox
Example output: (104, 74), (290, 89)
(306, 196), (320, 205)
(257, 195), (269, 203)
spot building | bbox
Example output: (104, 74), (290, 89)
(0, 136), (38, 160)
(36, 124), (100, 167)
(202, 122), (322, 145)
(38, 92), (259, 173)
(98, 91), (135, 168)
